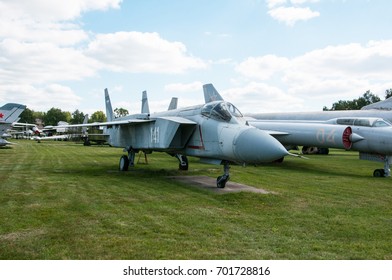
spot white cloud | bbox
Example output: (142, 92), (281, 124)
(0, 0), (121, 22)
(0, 84), (82, 111)
(164, 82), (204, 93)
(0, 0), (207, 112)
(268, 6), (320, 26)
(235, 40), (392, 112)
(86, 32), (207, 73)
(0, 39), (101, 85)
(222, 82), (304, 113)
(290, 0), (319, 5)
(0, 0), (121, 45)
(266, 0), (287, 9)
(236, 55), (290, 80)
(266, 0), (320, 26)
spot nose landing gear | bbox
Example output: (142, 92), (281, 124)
(217, 161), (230, 188)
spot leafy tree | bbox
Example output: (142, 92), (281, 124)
(385, 89), (392, 99)
(42, 108), (70, 126)
(114, 107), (129, 118)
(90, 111), (106, 122)
(323, 90), (380, 111)
(19, 108), (35, 124)
(71, 109), (85, 124)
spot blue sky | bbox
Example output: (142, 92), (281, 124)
(1, 0), (392, 115)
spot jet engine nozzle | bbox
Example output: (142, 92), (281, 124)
(233, 128), (289, 163)
(350, 132), (365, 143)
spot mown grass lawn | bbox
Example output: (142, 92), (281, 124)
(0, 140), (391, 259)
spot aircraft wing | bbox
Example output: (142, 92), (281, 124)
(54, 119), (154, 129)
(262, 130), (290, 136)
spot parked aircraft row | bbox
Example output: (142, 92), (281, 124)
(3, 83), (392, 186)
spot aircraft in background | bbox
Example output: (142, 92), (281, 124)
(246, 97), (392, 123)
(361, 97), (392, 110)
(61, 85), (289, 188)
(35, 115), (92, 143)
(248, 117), (392, 177)
(202, 84), (392, 177)
(0, 103), (26, 146)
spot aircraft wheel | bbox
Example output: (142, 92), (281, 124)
(373, 169), (385, 177)
(217, 175), (229, 188)
(273, 157), (284, 163)
(119, 155), (129, 171)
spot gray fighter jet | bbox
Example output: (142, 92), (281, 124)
(249, 117), (392, 177)
(247, 103), (392, 123)
(202, 84), (392, 177)
(63, 85), (289, 188)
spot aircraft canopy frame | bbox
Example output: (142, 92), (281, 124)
(201, 101), (243, 122)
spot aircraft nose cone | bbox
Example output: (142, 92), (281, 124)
(234, 128), (288, 163)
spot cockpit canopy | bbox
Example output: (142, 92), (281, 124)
(201, 101), (243, 122)
(333, 117), (392, 127)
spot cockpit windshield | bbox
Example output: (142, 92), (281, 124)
(201, 101), (243, 122)
(335, 117), (392, 127)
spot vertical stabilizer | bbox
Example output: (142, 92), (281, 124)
(203, 84), (224, 103)
(141, 91), (150, 114)
(82, 114), (88, 135)
(0, 103), (26, 123)
(104, 88), (114, 122)
(168, 97), (178, 110)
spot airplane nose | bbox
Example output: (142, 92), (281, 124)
(234, 128), (288, 163)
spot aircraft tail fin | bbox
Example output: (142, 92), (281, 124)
(0, 103), (26, 123)
(82, 114), (89, 135)
(203, 84), (224, 103)
(168, 97), (178, 110)
(104, 88), (114, 122)
(141, 91), (150, 114)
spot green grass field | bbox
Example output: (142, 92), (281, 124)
(1, 140), (391, 259)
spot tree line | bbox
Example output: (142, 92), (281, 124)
(18, 88), (392, 125)
(19, 107), (130, 126)
(323, 89), (392, 111)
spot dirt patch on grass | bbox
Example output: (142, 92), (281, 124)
(0, 229), (46, 242)
(168, 175), (273, 194)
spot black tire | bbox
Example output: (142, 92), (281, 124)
(119, 155), (129, 171)
(217, 175), (229, 188)
(373, 169), (385, 177)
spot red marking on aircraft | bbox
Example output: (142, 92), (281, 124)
(188, 126), (205, 150)
(0, 112), (4, 119)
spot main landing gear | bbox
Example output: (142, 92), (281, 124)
(119, 148), (136, 171)
(173, 154), (189, 170)
(217, 161), (230, 188)
(118, 150), (231, 189)
(373, 156), (391, 177)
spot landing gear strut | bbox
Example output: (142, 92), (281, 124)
(373, 156), (391, 177)
(174, 154), (189, 170)
(217, 161), (230, 188)
(119, 148), (136, 171)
